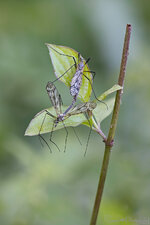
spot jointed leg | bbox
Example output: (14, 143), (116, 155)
(83, 73), (108, 109)
(52, 64), (77, 83)
(62, 121), (68, 152)
(84, 70), (96, 79)
(84, 58), (91, 65)
(49, 122), (61, 152)
(84, 112), (93, 156)
(38, 110), (59, 153)
(72, 127), (82, 146)
(38, 112), (52, 153)
(38, 134), (52, 153)
(48, 45), (77, 67)
(48, 45), (78, 84)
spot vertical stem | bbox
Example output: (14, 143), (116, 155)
(90, 24), (132, 225)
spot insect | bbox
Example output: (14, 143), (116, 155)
(46, 44), (107, 115)
(39, 81), (97, 154)
(38, 81), (67, 152)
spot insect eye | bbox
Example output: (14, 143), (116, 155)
(46, 81), (54, 90)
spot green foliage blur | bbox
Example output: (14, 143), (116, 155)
(0, 0), (150, 224)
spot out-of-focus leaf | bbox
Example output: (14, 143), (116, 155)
(25, 106), (88, 136)
(46, 44), (93, 102)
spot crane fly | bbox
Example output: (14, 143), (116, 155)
(38, 82), (97, 154)
(46, 44), (107, 115)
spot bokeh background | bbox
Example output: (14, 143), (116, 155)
(0, 0), (150, 225)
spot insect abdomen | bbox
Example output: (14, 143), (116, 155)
(70, 71), (82, 97)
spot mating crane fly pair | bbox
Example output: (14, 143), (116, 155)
(38, 81), (97, 155)
(28, 44), (106, 154)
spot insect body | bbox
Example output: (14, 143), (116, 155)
(46, 44), (107, 113)
(63, 54), (91, 115)
(45, 82), (96, 125)
(46, 44), (95, 112)
(40, 82), (97, 153)
(37, 81), (64, 152)
(55, 101), (96, 125)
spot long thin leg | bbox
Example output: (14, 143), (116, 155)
(77, 52), (81, 64)
(85, 57), (91, 65)
(49, 122), (61, 152)
(62, 121), (68, 152)
(52, 64), (76, 83)
(43, 111), (61, 151)
(38, 134), (44, 148)
(84, 70), (96, 79)
(47, 45), (77, 67)
(72, 127), (82, 146)
(38, 134), (52, 153)
(83, 73), (108, 109)
(49, 46), (95, 95)
(59, 94), (63, 113)
(38, 113), (52, 153)
(84, 112), (93, 156)
(38, 110), (60, 153)
(48, 45), (78, 82)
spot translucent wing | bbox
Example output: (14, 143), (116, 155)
(46, 81), (62, 116)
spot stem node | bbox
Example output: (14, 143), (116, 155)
(104, 139), (114, 147)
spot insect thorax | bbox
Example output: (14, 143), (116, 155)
(54, 113), (64, 127)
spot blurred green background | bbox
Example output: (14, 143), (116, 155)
(0, 0), (150, 225)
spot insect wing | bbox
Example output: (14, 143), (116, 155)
(46, 82), (62, 116)
(67, 102), (96, 116)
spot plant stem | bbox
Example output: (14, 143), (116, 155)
(90, 24), (132, 225)
(92, 117), (107, 141)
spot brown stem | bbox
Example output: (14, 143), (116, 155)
(90, 24), (132, 225)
